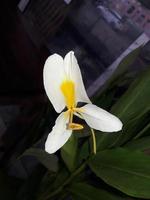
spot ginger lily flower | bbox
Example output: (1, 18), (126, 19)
(43, 51), (122, 154)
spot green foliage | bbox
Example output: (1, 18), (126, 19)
(36, 168), (69, 200)
(111, 69), (150, 122)
(111, 69), (150, 146)
(96, 68), (150, 151)
(134, 121), (150, 139)
(69, 182), (126, 200)
(94, 47), (144, 151)
(78, 140), (90, 164)
(36, 172), (56, 200)
(95, 46), (142, 98)
(22, 148), (58, 172)
(89, 148), (150, 199)
(124, 136), (150, 151)
(61, 134), (78, 172)
(54, 169), (69, 187)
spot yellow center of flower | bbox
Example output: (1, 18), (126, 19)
(61, 80), (83, 131)
(61, 80), (75, 109)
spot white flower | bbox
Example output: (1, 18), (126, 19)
(43, 51), (122, 154)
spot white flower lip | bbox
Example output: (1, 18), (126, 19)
(43, 51), (123, 154)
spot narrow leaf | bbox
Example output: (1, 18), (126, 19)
(111, 69), (150, 146)
(134, 122), (150, 139)
(98, 46), (142, 95)
(96, 69), (150, 150)
(111, 69), (150, 122)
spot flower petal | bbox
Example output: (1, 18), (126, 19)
(45, 112), (72, 154)
(43, 54), (66, 113)
(80, 104), (123, 132)
(64, 51), (91, 105)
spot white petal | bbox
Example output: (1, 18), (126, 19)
(64, 51), (91, 105)
(45, 112), (72, 154)
(80, 104), (123, 132)
(43, 54), (66, 113)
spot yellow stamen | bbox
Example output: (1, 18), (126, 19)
(69, 110), (73, 124)
(61, 80), (75, 109)
(61, 81), (84, 132)
(67, 123), (84, 130)
(91, 128), (96, 154)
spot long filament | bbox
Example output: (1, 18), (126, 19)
(91, 128), (96, 154)
(70, 110), (73, 124)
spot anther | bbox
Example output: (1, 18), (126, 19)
(66, 123), (84, 130)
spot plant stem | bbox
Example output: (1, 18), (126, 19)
(45, 162), (87, 200)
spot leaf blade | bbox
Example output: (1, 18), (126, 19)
(61, 134), (78, 172)
(22, 148), (58, 172)
(89, 148), (150, 199)
(69, 182), (127, 200)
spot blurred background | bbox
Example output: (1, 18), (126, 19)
(0, 0), (150, 199)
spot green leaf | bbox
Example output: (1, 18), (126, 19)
(53, 167), (69, 188)
(37, 172), (56, 200)
(94, 89), (116, 109)
(124, 136), (150, 151)
(96, 132), (120, 151)
(96, 68), (150, 150)
(134, 122), (150, 139)
(69, 182), (127, 200)
(109, 46), (142, 83)
(78, 140), (90, 164)
(111, 69), (150, 145)
(98, 46), (142, 95)
(61, 134), (78, 172)
(22, 148), (58, 172)
(111, 69), (150, 123)
(94, 48), (144, 151)
(89, 148), (150, 199)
